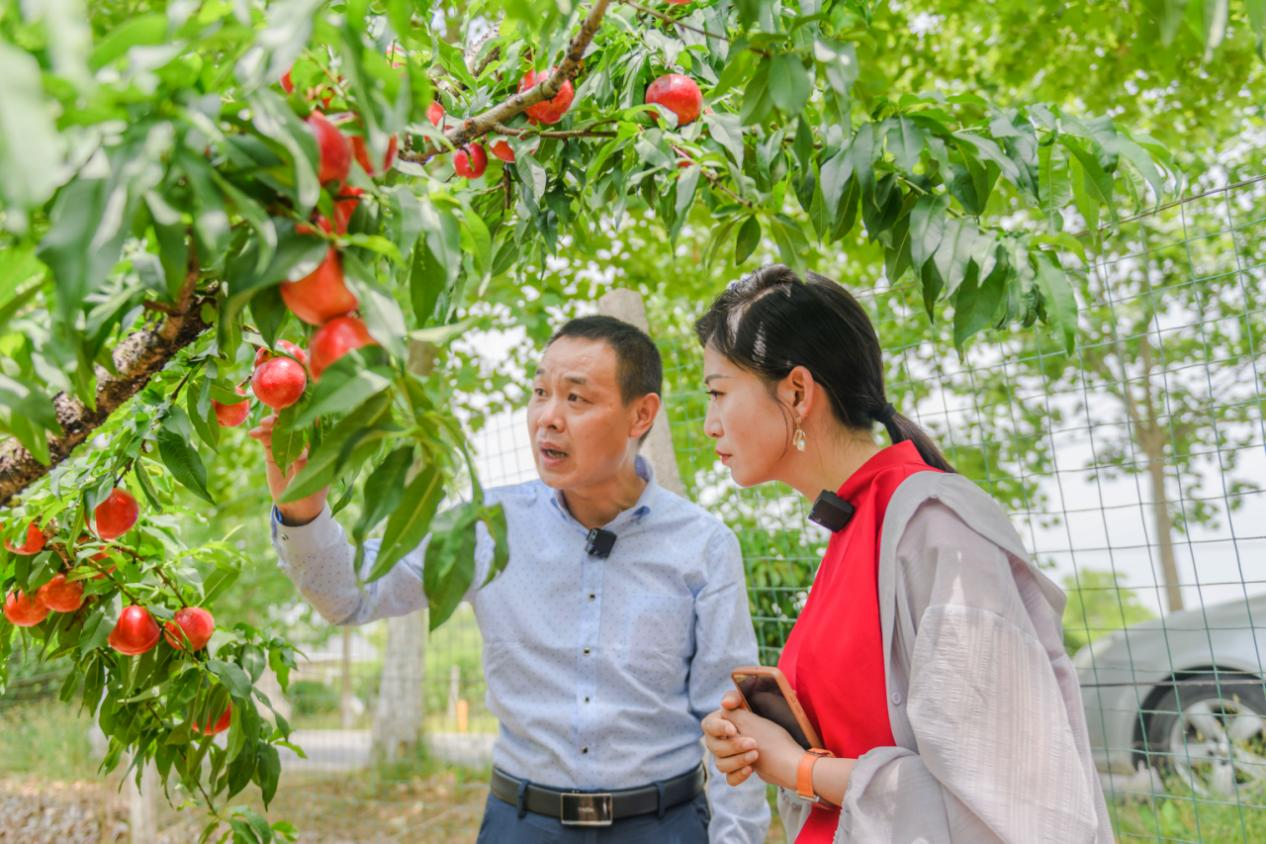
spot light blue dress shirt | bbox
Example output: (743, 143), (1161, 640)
(270, 456), (770, 843)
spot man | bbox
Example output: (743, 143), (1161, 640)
(254, 315), (770, 842)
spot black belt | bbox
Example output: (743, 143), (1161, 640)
(490, 763), (705, 827)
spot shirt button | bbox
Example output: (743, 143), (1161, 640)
(890, 691), (903, 705)
(583, 647), (591, 655)
(584, 696), (591, 703)
(588, 593), (596, 601)
(581, 746), (589, 754)
(281, 534), (289, 541)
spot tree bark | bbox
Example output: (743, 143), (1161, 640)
(1142, 426), (1184, 613)
(0, 298), (210, 505)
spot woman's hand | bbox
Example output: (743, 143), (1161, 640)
(722, 705), (804, 791)
(702, 690), (804, 790)
(702, 691), (761, 786)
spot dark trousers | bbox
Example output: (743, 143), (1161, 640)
(475, 790), (711, 843)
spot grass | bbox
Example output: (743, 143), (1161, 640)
(1110, 784), (1266, 842)
(0, 700), (99, 781)
(5, 693), (1265, 841)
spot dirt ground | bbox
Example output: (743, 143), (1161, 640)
(0, 771), (786, 842)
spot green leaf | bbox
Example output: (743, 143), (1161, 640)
(247, 91), (320, 210)
(1158, 0), (1187, 43)
(703, 112), (745, 168)
(37, 177), (129, 325)
(202, 566), (240, 607)
(1033, 253), (1079, 354)
(422, 504), (478, 630)
(1062, 136), (1117, 227)
(1104, 134), (1168, 207)
(908, 193), (949, 274)
(270, 403), (306, 476)
(1249, 0), (1266, 39)
(157, 412), (215, 504)
(207, 659), (253, 699)
(674, 165), (701, 224)
(739, 57), (773, 125)
(279, 392), (392, 503)
(953, 255), (1009, 350)
(819, 147), (853, 219)
(351, 446), (415, 548)
(255, 744), (281, 809)
(342, 253), (407, 360)
(955, 132), (1022, 185)
(290, 365), (391, 429)
(369, 464), (444, 582)
(89, 14), (168, 71)
(768, 54), (811, 115)
(227, 740), (257, 800)
(931, 219), (994, 297)
(0, 43), (66, 227)
(735, 216), (761, 265)
(0, 374), (59, 465)
(184, 375), (220, 453)
(886, 117), (925, 172)
(479, 504), (510, 588)
(178, 153), (231, 263)
(1038, 142), (1072, 228)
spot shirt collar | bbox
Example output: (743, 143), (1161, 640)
(836, 440), (924, 501)
(548, 454), (657, 530)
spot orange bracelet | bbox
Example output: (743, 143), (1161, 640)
(796, 747), (834, 801)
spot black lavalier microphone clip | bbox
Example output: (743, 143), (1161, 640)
(585, 528), (618, 559)
(808, 490), (855, 532)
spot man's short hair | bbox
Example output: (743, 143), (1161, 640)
(548, 316), (663, 442)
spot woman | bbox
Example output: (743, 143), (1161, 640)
(697, 265), (1111, 843)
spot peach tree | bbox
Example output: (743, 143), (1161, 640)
(0, 0), (1184, 839)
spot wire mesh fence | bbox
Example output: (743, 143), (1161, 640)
(422, 175), (1266, 841)
(6, 178), (1258, 841)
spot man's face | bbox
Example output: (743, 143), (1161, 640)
(527, 337), (644, 490)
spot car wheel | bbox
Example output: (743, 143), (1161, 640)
(1143, 672), (1266, 797)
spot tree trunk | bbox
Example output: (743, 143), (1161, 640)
(340, 627), (355, 729)
(596, 288), (686, 495)
(126, 758), (158, 844)
(0, 299), (210, 505)
(371, 609), (427, 762)
(1141, 425), (1184, 613)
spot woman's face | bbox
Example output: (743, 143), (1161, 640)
(702, 344), (793, 487)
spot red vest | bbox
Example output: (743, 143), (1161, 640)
(777, 441), (938, 841)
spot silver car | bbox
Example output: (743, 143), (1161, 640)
(1074, 592), (1266, 797)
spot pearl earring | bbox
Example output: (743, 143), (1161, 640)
(793, 427), (807, 452)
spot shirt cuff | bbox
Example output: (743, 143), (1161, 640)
(270, 503), (343, 557)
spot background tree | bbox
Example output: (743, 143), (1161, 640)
(1, 0), (1242, 839)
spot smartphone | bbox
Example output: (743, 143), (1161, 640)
(730, 665), (821, 750)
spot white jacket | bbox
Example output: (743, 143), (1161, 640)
(777, 472), (1113, 843)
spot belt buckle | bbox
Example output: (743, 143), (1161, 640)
(559, 791), (614, 827)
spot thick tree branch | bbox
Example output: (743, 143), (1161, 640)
(0, 298), (212, 506)
(401, 0), (612, 162)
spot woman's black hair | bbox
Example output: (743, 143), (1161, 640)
(695, 264), (955, 473)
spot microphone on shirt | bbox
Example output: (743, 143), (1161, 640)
(585, 528), (618, 559)
(808, 490), (855, 532)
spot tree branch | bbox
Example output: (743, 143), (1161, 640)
(622, 0), (729, 43)
(0, 297), (212, 506)
(401, 0), (612, 162)
(490, 121), (618, 139)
